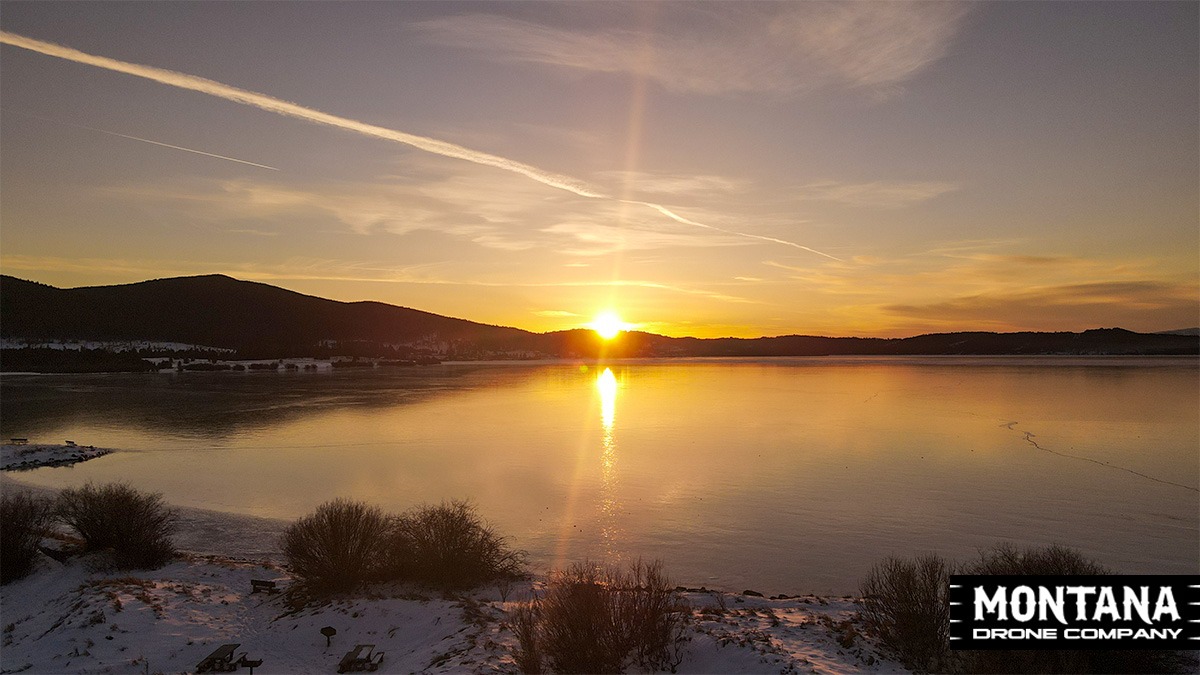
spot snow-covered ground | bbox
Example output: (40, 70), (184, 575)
(0, 556), (903, 674)
(1, 444), (113, 471)
(0, 339), (234, 353)
(0, 478), (906, 674)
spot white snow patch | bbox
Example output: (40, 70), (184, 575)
(1, 559), (907, 674)
(1, 443), (113, 471)
(1, 339), (235, 353)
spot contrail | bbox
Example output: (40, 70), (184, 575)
(96, 129), (280, 170)
(2, 108), (278, 170)
(0, 30), (839, 259)
(630, 200), (843, 261)
(0, 31), (601, 197)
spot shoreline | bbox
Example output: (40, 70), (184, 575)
(0, 474), (845, 600)
(1, 443), (113, 471)
(0, 475), (904, 674)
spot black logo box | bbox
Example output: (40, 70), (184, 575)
(949, 575), (1199, 650)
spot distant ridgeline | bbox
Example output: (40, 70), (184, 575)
(1, 274), (1196, 372)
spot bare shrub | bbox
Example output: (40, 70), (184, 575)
(1, 491), (53, 583)
(514, 560), (689, 674)
(858, 553), (952, 672)
(965, 542), (1110, 576)
(509, 601), (542, 674)
(281, 499), (389, 593)
(56, 483), (177, 569)
(387, 500), (524, 589)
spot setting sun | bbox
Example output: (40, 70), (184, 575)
(589, 311), (629, 340)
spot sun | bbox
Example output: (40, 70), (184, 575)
(589, 311), (629, 340)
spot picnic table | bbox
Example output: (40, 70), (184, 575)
(196, 644), (241, 672)
(196, 643), (262, 673)
(337, 644), (385, 673)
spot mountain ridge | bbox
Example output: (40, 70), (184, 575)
(2, 274), (1196, 360)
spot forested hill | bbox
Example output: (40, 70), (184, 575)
(2, 274), (1196, 359)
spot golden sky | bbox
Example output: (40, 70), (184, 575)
(1, 2), (1196, 337)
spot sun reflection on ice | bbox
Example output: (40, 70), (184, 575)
(598, 367), (617, 432)
(597, 367), (623, 557)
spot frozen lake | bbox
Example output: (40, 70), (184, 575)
(2, 357), (1196, 594)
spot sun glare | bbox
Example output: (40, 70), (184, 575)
(589, 311), (628, 340)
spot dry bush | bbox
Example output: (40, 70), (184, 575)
(964, 542), (1110, 576)
(281, 499), (389, 593)
(513, 560), (689, 674)
(858, 553), (952, 672)
(387, 500), (524, 589)
(1, 491), (53, 583)
(509, 601), (543, 674)
(56, 483), (177, 569)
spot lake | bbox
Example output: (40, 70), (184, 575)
(2, 357), (1196, 594)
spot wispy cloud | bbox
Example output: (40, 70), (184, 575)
(793, 180), (959, 208)
(103, 159), (768, 256)
(595, 170), (746, 196)
(0, 30), (838, 259)
(883, 281), (1199, 331)
(542, 221), (742, 256)
(414, 3), (970, 96)
(0, 253), (756, 306)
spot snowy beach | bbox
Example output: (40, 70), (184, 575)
(0, 554), (903, 674)
(0, 477), (904, 674)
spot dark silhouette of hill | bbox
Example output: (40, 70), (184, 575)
(1, 274), (531, 357)
(540, 327), (1197, 358)
(2, 274), (1196, 362)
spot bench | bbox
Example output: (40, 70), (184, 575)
(250, 579), (279, 594)
(9, 438), (28, 445)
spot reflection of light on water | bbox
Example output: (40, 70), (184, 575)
(598, 368), (617, 431)
(597, 368), (622, 557)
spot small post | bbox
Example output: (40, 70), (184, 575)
(321, 626), (337, 648)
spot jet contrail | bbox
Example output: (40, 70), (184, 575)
(0, 31), (602, 198)
(0, 30), (839, 259)
(2, 108), (278, 170)
(97, 129), (280, 170)
(631, 200), (842, 261)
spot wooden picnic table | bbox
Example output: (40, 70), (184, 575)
(195, 643), (262, 673)
(337, 644), (384, 673)
(196, 643), (240, 673)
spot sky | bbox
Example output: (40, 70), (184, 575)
(1, 1), (1196, 338)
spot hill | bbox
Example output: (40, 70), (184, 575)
(0, 274), (533, 359)
(1, 274), (1196, 363)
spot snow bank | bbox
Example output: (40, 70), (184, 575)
(1, 443), (113, 471)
